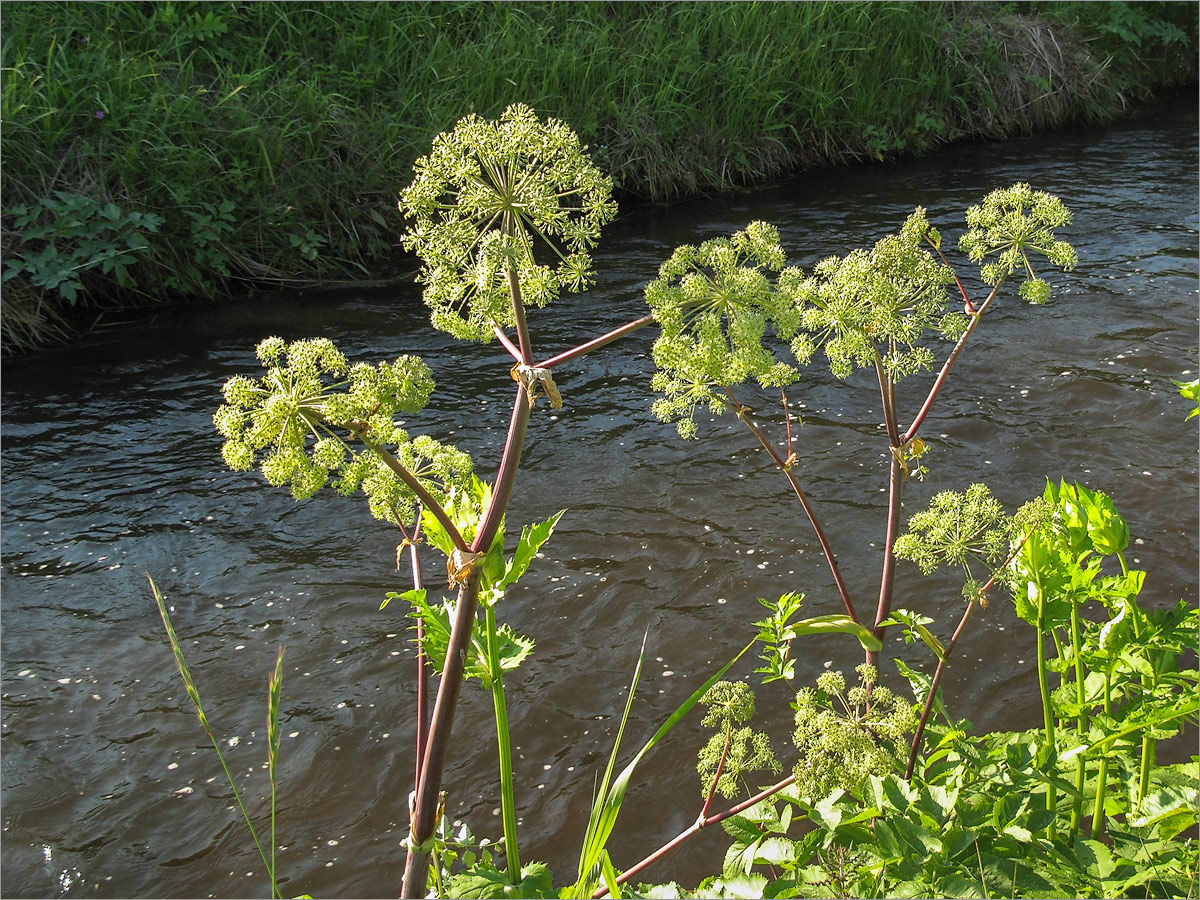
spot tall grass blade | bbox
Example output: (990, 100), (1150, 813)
(149, 574), (282, 898)
(571, 635), (754, 897)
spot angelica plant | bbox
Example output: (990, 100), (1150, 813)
(789, 208), (965, 381)
(399, 102), (616, 344)
(696, 681), (780, 806)
(791, 664), (916, 801)
(645, 184), (1079, 671)
(959, 182), (1078, 304)
(646, 221), (799, 439)
(892, 483), (1048, 599)
(214, 336), (472, 521)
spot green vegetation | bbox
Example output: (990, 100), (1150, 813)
(150, 105), (1197, 897)
(2, 1), (1196, 352)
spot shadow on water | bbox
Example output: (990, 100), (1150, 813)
(2, 94), (1197, 897)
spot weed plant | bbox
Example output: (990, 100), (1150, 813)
(151, 105), (1197, 898)
(2, 1), (1196, 351)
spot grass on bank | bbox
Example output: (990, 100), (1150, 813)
(1, 0), (1195, 353)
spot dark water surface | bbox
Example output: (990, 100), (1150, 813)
(3, 96), (1197, 898)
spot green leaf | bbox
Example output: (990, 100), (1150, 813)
(599, 850), (622, 899)
(937, 873), (986, 899)
(1130, 779), (1199, 831)
(785, 614), (882, 652)
(501, 510), (565, 590)
(572, 638), (754, 896)
(705, 873), (768, 898)
(809, 789), (845, 830)
(1073, 837), (1116, 879)
(892, 812), (943, 854)
(447, 867), (512, 898)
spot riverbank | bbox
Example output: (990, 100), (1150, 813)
(2, 1), (1196, 353)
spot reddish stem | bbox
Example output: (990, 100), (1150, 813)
(722, 388), (859, 624)
(492, 323), (523, 363)
(905, 597), (974, 780)
(699, 728), (733, 823)
(904, 530), (1037, 777)
(903, 280), (1002, 444)
(592, 774), (798, 898)
(354, 431), (469, 553)
(402, 259), (536, 898)
(871, 356), (904, 658)
(535, 313), (657, 370)
(402, 571), (483, 896)
(871, 453), (904, 662)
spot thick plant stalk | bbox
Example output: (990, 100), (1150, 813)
(402, 570), (484, 896)
(402, 257), (536, 898)
(869, 354), (904, 666)
(870, 453), (903, 668)
(1036, 598), (1058, 839)
(1069, 604), (1087, 836)
(1090, 669), (1114, 835)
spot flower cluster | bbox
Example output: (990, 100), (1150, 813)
(788, 208), (964, 380)
(697, 680), (781, 800)
(791, 664), (916, 800)
(894, 484), (1051, 600)
(213, 336), (471, 522)
(892, 483), (1011, 577)
(646, 221), (801, 438)
(958, 182), (1078, 304)
(399, 103), (617, 341)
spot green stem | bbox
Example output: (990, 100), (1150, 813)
(1069, 604), (1087, 837)
(1036, 602), (1058, 838)
(1117, 550), (1156, 813)
(1090, 669), (1113, 836)
(485, 603), (522, 881)
(871, 360), (904, 665)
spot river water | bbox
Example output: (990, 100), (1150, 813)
(3, 94), (1197, 898)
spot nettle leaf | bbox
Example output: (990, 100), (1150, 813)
(1073, 837), (1117, 880)
(721, 814), (767, 845)
(935, 873), (986, 900)
(1130, 773), (1199, 833)
(448, 861), (554, 900)
(891, 813), (943, 855)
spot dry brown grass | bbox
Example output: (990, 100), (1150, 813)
(947, 9), (1120, 138)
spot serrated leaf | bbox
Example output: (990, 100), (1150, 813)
(706, 873), (768, 898)
(1073, 837), (1116, 879)
(752, 837), (798, 867)
(892, 813), (943, 854)
(721, 814), (766, 844)
(501, 510), (565, 590)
